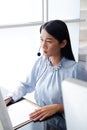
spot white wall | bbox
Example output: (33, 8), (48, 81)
(48, 0), (80, 20)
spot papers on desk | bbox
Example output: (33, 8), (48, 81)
(23, 91), (36, 104)
(7, 99), (40, 129)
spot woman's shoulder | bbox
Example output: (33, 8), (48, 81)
(62, 58), (87, 81)
(61, 57), (77, 68)
(62, 57), (87, 70)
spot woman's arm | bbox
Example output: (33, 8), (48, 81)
(5, 57), (43, 105)
(29, 104), (64, 121)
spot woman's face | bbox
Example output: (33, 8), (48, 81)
(40, 29), (62, 57)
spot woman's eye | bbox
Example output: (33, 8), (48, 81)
(40, 39), (43, 42)
(40, 39), (52, 43)
(46, 40), (52, 43)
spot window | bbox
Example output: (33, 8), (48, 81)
(0, 0), (44, 26)
(0, 0), (44, 89)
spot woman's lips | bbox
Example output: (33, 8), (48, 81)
(43, 50), (47, 54)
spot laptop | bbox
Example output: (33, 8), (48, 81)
(0, 88), (40, 130)
(62, 78), (87, 130)
(0, 89), (13, 130)
(0, 87), (9, 100)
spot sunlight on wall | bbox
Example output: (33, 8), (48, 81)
(0, 26), (40, 90)
(0, 0), (43, 25)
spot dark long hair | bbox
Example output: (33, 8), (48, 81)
(40, 20), (75, 61)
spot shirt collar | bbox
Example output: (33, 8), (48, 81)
(46, 57), (66, 71)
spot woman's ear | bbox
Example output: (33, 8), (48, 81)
(60, 40), (67, 48)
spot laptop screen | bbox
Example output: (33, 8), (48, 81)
(0, 89), (13, 130)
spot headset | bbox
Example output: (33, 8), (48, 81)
(37, 52), (41, 56)
(37, 46), (41, 56)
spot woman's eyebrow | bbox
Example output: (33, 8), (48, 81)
(40, 36), (53, 40)
(46, 38), (53, 40)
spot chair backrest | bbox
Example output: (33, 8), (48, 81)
(62, 78), (87, 130)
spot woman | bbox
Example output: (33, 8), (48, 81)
(5, 20), (87, 130)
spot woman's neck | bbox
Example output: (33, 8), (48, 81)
(49, 56), (62, 66)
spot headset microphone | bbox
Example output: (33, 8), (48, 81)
(37, 52), (41, 56)
(37, 46), (41, 56)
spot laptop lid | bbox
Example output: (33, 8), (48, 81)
(0, 87), (9, 100)
(0, 89), (13, 130)
(62, 78), (87, 130)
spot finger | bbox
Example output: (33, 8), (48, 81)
(29, 108), (41, 115)
(4, 97), (12, 105)
(29, 109), (42, 119)
(32, 112), (46, 121)
(33, 111), (49, 121)
(39, 113), (49, 121)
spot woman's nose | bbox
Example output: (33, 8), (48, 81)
(41, 40), (47, 48)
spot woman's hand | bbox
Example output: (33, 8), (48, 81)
(4, 97), (12, 106)
(29, 104), (64, 121)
